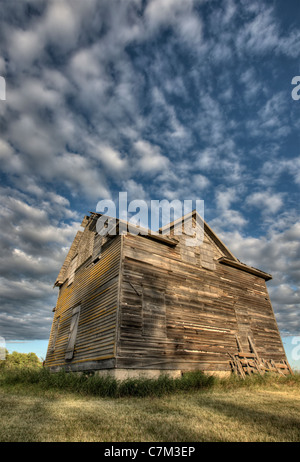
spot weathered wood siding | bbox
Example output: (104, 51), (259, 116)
(116, 226), (286, 372)
(46, 212), (286, 374)
(45, 234), (121, 371)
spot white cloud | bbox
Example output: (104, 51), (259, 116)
(90, 144), (128, 174)
(52, 152), (110, 199)
(246, 190), (284, 215)
(210, 209), (247, 231)
(234, 2), (300, 59)
(269, 284), (300, 306)
(0, 56), (6, 74)
(43, 0), (80, 47)
(195, 148), (217, 170)
(151, 87), (191, 142)
(122, 179), (146, 202)
(0, 184), (83, 339)
(8, 28), (44, 67)
(216, 222), (300, 335)
(215, 187), (238, 210)
(133, 139), (170, 174)
(239, 67), (266, 103)
(193, 174), (210, 190)
(70, 47), (104, 81)
(0, 139), (22, 174)
(0, 0), (299, 341)
(9, 78), (61, 114)
(260, 157), (300, 187)
(145, 0), (202, 44)
(236, 6), (279, 55)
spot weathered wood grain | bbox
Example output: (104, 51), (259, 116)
(45, 212), (289, 375)
(116, 225), (287, 371)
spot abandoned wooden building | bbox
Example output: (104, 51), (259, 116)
(44, 211), (292, 378)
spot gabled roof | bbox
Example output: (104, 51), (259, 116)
(218, 257), (272, 281)
(159, 209), (237, 260)
(55, 210), (272, 286)
(159, 209), (272, 280)
(89, 212), (179, 246)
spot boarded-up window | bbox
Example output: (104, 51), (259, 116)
(49, 316), (60, 353)
(235, 304), (252, 351)
(92, 233), (103, 262)
(65, 305), (81, 360)
(142, 288), (166, 338)
(68, 255), (78, 286)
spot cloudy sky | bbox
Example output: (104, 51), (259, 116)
(0, 0), (299, 363)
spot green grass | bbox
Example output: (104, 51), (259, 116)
(0, 368), (300, 442)
(0, 367), (217, 397)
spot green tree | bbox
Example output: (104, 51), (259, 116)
(1, 351), (42, 369)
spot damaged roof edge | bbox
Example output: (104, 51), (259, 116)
(218, 257), (272, 281)
(87, 212), (273, 279)
(54, 211), (272, 287)
(88, 212), (178, 246)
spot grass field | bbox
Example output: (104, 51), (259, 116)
(1, 369), (300, 442)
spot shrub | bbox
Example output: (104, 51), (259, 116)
(0, 351), (42, 370)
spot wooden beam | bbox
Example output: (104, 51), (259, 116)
(88, 212), (178, 247)
(218, 257), (272, 281)
(248, 336), (261, 362)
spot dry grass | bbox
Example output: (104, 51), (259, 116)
(1, 377), (300, 442)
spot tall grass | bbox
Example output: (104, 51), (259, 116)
(0, 367), (299, 398)
(0, 368), (215, 398)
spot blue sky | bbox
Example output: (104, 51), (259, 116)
(0, 0), (299, 368)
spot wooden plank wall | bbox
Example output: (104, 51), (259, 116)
(55, 230), (83, 285)
(46, 213), (287, 374)
(116, 228), (286, 372)
(45, 234), (121, 371)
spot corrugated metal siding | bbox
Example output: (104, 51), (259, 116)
(45, 235), (121, 369)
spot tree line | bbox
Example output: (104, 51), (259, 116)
(0, 350), (42, 369)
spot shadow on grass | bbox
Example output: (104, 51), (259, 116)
(1, 368), (300, 442)
(131, 392), (300, 442)
(196, 396), (300, 441)
(1, 386), (300, 442)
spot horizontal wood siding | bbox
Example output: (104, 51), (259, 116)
(116, 232), (286, 371)
(46, 212), (286, 374)
(45, 235), (121, 370)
